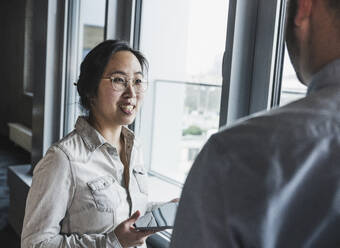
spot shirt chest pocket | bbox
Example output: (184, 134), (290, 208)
(87, 176), (121, 212)
(133, 166), (148, 195)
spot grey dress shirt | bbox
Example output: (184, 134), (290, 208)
(21, 117), (160, 248)
(171, 59), (340, 248)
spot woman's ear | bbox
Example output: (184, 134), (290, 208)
(87, 94), (96, 109)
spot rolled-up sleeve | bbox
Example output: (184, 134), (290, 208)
(21, 146), (123, 248)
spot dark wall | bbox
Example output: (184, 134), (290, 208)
(0, 0), (33, 137)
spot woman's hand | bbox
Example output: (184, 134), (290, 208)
(114, 210), (155, 248)
(170, 198), (180, 203)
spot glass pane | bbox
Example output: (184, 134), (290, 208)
(279, 48), (307, 105)
(150, 81), (221, 182)
(80, 0), (106, 59)
(139, 0), (229, 197)
(64, 0), (106, 133)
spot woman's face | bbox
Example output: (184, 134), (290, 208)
(91, 51), (145, 127)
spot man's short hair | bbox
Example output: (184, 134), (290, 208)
(326, 0), (340, 31)
(329, 0), (340, 20)
(328, 0), (340, 11)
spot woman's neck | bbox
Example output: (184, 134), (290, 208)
(88, 114), (122, 148)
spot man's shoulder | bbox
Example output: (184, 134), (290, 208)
(207, 99), (326, 154)
(218, 93), (340, 137)
(211, 108), (286, 144)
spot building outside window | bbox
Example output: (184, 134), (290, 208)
(82, 24), (104, 58)
(137, 0), (229, 202)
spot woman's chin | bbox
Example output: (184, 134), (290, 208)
(118, 116), (136, 126)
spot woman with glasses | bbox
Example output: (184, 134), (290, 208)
(21, 40), (174, 248)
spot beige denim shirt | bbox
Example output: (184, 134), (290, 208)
(21, 117), (159, 248)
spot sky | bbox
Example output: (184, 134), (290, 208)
(82, 0), (106, 26)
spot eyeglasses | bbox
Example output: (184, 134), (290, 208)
(102, 74), (148, 93)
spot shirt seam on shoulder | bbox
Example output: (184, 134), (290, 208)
(54, 145), (78, 215)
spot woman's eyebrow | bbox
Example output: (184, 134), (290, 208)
(110, 70), (128, 76)
(109, 70), (144, 77)
(134, 71), (144, 76)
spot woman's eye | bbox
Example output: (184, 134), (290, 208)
(134, 79), (142, 84)
(112, 77), (125, 83)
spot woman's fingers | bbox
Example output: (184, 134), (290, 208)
(130, 227), (156, 236)
(115, 210), (157, 247)
(126, 210), (140, 225)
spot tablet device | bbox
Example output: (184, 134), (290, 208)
(133, 202), (178, 231)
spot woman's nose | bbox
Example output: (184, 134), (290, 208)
(123, 81), (136, 97)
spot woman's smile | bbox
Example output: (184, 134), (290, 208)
(119, 102), (136, 115)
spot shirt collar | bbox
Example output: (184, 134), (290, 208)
(75, 116), (135, 152)
(121, 125), (135, 145)
(307, 59), (340, 95)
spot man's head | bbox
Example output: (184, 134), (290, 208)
(286, 0), (340, 85)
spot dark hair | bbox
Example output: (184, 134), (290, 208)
(327, 0), (340, 23)
(76, 40), (148, 111)
(328, 0), (340, 11)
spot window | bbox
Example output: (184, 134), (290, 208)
(79, 0), (106, 58)
(279, 48), (307, 105)
(64, 0), (106, 134)
(137, 0), (229, 201)
(74, 0), (106, 118)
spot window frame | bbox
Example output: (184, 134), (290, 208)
(134, 0), (233, 182)
(133, 0), (234, 245)
(62, 0), (139, 136)
(135, 0), (284, 187)
(59, 0), (289, 246)
(62, 0), (81, 136)
(134, 0), (286, 245)
(270, 0), (288, 107)
(224, 0), (284, 125)
(248, 0), (284, 114)
(31, 0), (68, 168)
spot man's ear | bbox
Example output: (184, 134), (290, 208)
(294, 0), (313, 26)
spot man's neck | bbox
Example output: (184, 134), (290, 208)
(308, 1), (340, 81)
